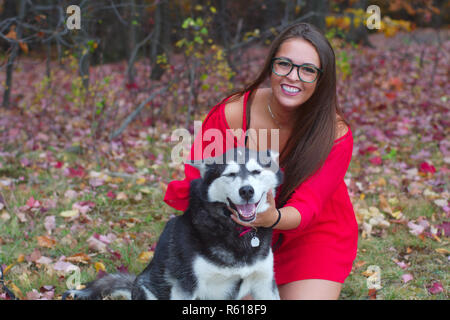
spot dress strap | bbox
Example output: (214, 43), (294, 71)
(243, 90), (252, 147)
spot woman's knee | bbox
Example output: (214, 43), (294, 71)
(278, 279), (342, 300)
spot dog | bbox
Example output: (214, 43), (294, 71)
(63, 147), (283, 300)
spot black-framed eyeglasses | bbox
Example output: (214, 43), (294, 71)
(271, 57), (322, 83)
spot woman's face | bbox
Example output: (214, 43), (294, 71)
(269, 38), (321, 111)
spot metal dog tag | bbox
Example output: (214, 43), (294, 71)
(251, 236), (260, 247)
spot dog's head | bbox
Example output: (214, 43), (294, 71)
(189, 148), (283, 223)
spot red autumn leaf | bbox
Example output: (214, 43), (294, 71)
(419, 161), (436, 174)
(54, 161), (63, 169)
(126, 82), (139, 90)
(369, 156), (382, 165)
(385, 92), (397, 99)
(68, 166), (86, 178)
(109, 250), (122, 261)
(117, 264), (128, 273)
(436, 222), (450, 237)
(26, 196), (40, 208)
(428, 282), (444, 295)
(106, 191), (116, 199)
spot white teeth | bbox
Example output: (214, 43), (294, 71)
(282, 85), (300, 93)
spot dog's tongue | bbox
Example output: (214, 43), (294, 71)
(235, 203), (256, 218)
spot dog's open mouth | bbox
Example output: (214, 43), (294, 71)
(227, 197), (261, 222)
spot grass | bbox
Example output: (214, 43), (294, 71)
(1, 157), (448, 300)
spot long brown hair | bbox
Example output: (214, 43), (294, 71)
(227, 22), (348, 207)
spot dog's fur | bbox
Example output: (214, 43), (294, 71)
(63, 147), (282, 300)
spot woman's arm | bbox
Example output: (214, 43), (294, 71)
(231, 127), (353, 231)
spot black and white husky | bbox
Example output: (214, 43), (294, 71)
(64, 147), (283, 300)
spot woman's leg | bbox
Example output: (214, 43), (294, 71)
(278, 279), (342, 300)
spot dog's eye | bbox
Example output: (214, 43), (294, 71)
(226, 172), (237, 178)
(251, 170), (261, 175)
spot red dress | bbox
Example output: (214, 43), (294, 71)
(164, 90), (359, 285)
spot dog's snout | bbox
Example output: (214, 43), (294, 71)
(239, 186), (254, 201)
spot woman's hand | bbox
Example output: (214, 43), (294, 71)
(229, 190), (279, 228)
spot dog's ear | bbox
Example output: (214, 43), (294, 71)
(187, 160), (207, 178)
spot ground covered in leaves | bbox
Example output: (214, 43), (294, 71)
(0, 30), (448, 300)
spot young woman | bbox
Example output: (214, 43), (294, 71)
(164, 22), (358, 300)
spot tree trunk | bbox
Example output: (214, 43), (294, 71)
(282, 0), (296, 26)
(2, 0), (26, 108)
(128, 0), (137, 83)
(150, 0), (165, 80)
(79, 49), (90, 90)
(304, 0), (328, 32)
(346, 0), (373, 47)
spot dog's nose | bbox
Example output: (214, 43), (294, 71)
(239, 186), (254, 201)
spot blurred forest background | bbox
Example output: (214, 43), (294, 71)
(0, 0), (449, 300)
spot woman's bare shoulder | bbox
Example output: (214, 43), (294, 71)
(224, 88), (269, 129)
(336, 114), (349, 139)
(224, 94), (245, 130)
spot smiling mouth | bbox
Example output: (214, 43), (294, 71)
(281, 84), (302, 95)
(227, 196), (262, 222)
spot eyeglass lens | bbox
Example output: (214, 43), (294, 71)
(272, 59), (318, 82)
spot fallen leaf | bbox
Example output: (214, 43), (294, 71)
(428, 282), (444, 295)
(137, 251), (154, 263)
(26, 249), (41, 263)
(140, 187), (152, 194)
(379, 194), (392, 214)
(35, 256), (53, 265)
(0, 211), (10, 222)
(402, 273), (413, 283)
(395, 261), (408, 269)
(369, 156), (382, 165)
(60, 209), (79, 218)
(87, 235), (107, 253)
(94, 262), (106, 272)
(26, 289), (41, 300)
(419, 161), (436, 174)
(2, 264), (14, 274)
(65, 253), (91, 264)
(16, 212), (27, 222)
(36, 235), (56, 248)
(8, 282), (24, 300)
(26, 196), (40, 208)
(116, 192), (128, 201)
(106, 191), (116, 199)
(64, 190), (78, 200)
(52, 257), (79, 275)
(44, 215), (56, 234)
(354, 260), (367, 269)
(136, 177), (146, 185)
(435, 248), (450, 255)
(407, 221), (425, 236)
(436, 222), (450, 237)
